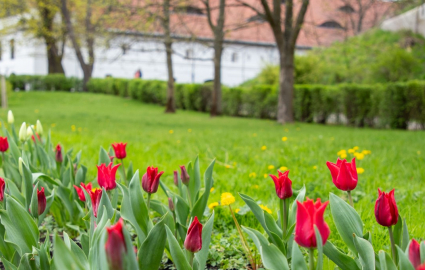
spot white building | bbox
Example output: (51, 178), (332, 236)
(381, 4), (425, 37)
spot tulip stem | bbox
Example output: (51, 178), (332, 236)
(388, 226), (397, 264)
(347, 190), (354, 207)
(309, 248), (315, 270)
(1, 152), (5, 172)
(147, 193), (151, 210)
(189, 251), (194, 266)
(120, 159), (126, 182)
(229, 205), (256, 270)
(186, 186), (193, 208)
(280, 199), (287, 239)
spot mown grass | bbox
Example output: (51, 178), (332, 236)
(5, 91), (425, 267)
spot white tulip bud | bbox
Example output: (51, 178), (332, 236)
(26, 125), (34, 139)
(7, 110), (14, 124)
(19, 122), (27, 142)
(36, 120), (43, 136)
(18, 157), (24, 175)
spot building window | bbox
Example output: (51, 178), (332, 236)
(185, 49), (193, 59)
(174, 6), (204, 15)
(338, 5), (355, 13)
(318, 21), (344, 29)
(247, 15), (265, 23)
(231, 53), (238, 62)
(10, 39), (14, 59)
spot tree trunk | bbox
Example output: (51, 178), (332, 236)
(46, 42), (65, 74)
(82, 65), (93, 92)
(277, 52), (295, 124)
(211, 45), (222, 116)
(163, 0), (175, 113)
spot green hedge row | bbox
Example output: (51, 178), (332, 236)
(8, 75), (425, 129)
(7, 74), (82, 92)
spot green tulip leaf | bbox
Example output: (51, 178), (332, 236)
(188, 156), (201, 205)
(291, 240), (308, 270)
(396, 246), (415, 270)
(323, 241), (360, 270)
(191, 159), (215, 220)
(139, 216), (167, 270)
(378, 250), (397, 270)
(421, 242), (425, 264)
(53, 233), (86, 270)
(315, 226), (323, 270)
(165, 226), (192, 270)
(194, 212), (214, 270)
(98, 147), (110, 165)
(288, 185), (306, 226)
(353, 233), (375, 270)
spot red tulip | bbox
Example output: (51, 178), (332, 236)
(89, 188), (102, 217)
(0, 177), (5, 201)
(0, 137), (9, 152)
(142, 166), (164, 194)
(418, 264), (425, 270)
(295, 198), (330, 248)
(37, 187), (47, 215)
(105, 218), (126, 270)
(184, 216), (203, 253)
(55, 144), (63, 163)
(31, 133), (41, 142)
(375, 189), (398, 227)
(112, 143), (127, 160)
(73, 183), (93, 201)
(180, 165), (190, 185)
(326, 158), (358, 191)
(97, 162), (120, 191)
(168, 197), (175, 212)
(269, 170), (293, 200)
(173, 170), (179, 186)
(409, 239), (421, 268)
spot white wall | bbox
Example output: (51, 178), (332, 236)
(0, 32), (282, 86)
(381, 4), (425, 37)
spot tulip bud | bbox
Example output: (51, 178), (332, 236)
(105, 218), (126, 270)
(36, 120), (43, 136)
(295, 198), (330, 248)
(26, 125), (34, 139)
(184, 216), (203, 253)
(112, 142), (127, 159)
(89, 188), (102, 217)
(97, 162), (120, 191)
(0, 177), (5, 201)
(173, 170), (179, 186)
(37, 187), (47, 215)
(326, 158), (358, 191)
(409, 239), (421, 268)
(0, 137), (9, 152)
(168, 197), (175, 212)
(18, 157), (24, 175)
(142, 166), (164, 194)
(19, 122), (27, 142)
(269, 170), (293, 200)
(375, 189), (398, 227)
(73, 182), (92, 202)
(7, 110), (14, 124)
(180, 165), (190, 186)
(55, 144), (63, 163)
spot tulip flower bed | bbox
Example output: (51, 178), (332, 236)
(0, 91), (424, 269)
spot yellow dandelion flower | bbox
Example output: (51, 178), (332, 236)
(364, 150), (371, 155)
(252, 185), (259, 189)
(282, 136), (288, 142)
(71, 125), (76, 132)
(235, 208), (240, 213)
(268, 165), (275, 170)
(313, 165), (317, 170)
(279, 166), (288, 172)
(354, 152), (365, 160)
(261, 146), (267, 151)
(259, 204), (272, 214)
(340, 153), (347, 159)
(337, 149), (347, 156)
(188, 129), (192, 133)
(348, 149), (355, 154)
(221, 192), (235, 206)
(249, 172), (257, 178)
(353, 146), (359, 151)
(225, 165), (231, 169)
(357, 168), (365, 174)
(208, 202), (219, 209)
(210, 187), (215, 192)
(264, 174), (268, 178)
(169, 130), (174, 134)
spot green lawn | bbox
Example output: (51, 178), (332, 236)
(5, 91), (425, 266)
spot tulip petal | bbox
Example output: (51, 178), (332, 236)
(295, 201), (314, 248)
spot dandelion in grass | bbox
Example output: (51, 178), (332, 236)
(357, 168), (365, 174)
(348, 148), (355, 154)
(221, 192), (235, 206)
(188, 129), (192, 133)
(313, 165), (317, 170)
(354, 152), (364, 160)
(169, 130), (174, 134)
(249, 172), (257, 178)
(208, 202), (219, 209)
(71, 125), (76, 132)
(261, 145), (267, 151)
(235, 208), (240, 213)
(280, 166), (288, 172)
(263, 174), (268, 178)
(225, 164), (230, 169)
(353, 146), (359, 151)
(268, 165), (275, 170)
(282, 136), (288, 141)
(259, 204), (272, 214)
(252, 185), (259, 189)
(210, 187), (215, 192)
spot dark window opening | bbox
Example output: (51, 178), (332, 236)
(185, 49), (193, 59)
(10, 39), (14, 59)
(231, 53), (238, 62)
(174, 6), (204, 15)
(247, 15), (265, 23)
(338, 5), (355, 13)
(318, 21), (344, 29)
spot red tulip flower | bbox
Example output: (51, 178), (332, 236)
(375, 189), (398, 227)
(37, 187), (47, 215)
(112, 143), (127, 160)
(180, 165), (190, 185)
(168, 197), (175, 212)
(326, 158), (358, 191)
(0, 177), (5, 201)
(31, 133), (41, 142)
(142, 166), (164, 194)
(105, 218), (126, 270)
(269, 170), (293, 200)
(0, 137), (9, 152)
(73, 183), (93, 201)
(410, 239), (421, 268)
(295, 198), (330, 248)
(184, 216), (203, 253)
(89, 188), (102, 217)
(55, 144), (63, 163)
(97, 162), (120, 191)
(418, 264), (425, 270)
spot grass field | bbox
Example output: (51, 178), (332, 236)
(5, 91), (425, 267)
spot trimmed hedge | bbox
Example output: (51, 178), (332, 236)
(7, 75), (425, 129)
